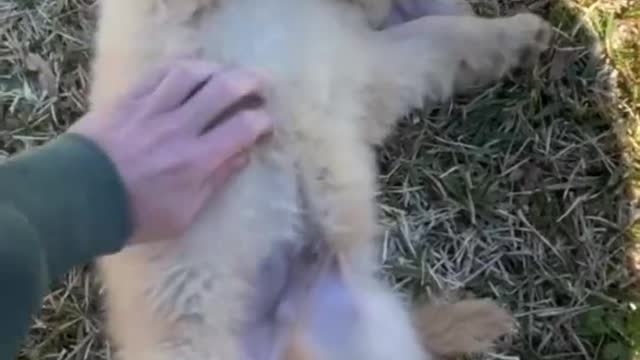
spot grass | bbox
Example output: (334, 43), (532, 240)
(0, 0), (638, 359)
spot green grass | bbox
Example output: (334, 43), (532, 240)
(1, 0), (638, 359)
(377, 1), (638, 358)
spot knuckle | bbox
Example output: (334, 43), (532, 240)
(219, 70), (264, 97)
(159, 121), (183, 139)
(174, 60), (216, 83)
(181, 67), (203, 84)
(237, 111), (271, 139)
(180, 58), (221, 73)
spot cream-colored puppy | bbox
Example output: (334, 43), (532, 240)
(89, 0), (551, 359)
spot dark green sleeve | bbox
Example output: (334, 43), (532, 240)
(0, 133), (132, 358)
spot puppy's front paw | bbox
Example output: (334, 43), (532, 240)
(413, 299), (516, 356)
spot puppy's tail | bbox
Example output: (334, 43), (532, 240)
(412, 299), (516, 358)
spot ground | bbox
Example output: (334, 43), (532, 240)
(1, 0), (638, 359)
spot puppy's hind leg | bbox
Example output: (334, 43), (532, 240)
(363, 13), (553, 144)
(388, 0), (475, 20)
(353, 0), (475, 28)
(420, 0), (474, 16)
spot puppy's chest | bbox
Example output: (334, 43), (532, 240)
(192, 0), (369, 104)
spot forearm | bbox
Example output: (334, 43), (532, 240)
(0, 206), (47, 357)
(0, 133), (132, 276)
(0, 133), (132, 357)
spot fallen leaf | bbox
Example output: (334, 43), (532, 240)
(24, 53), (58, 97)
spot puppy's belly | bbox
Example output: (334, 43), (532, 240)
(100, 146), (303, 356)
(100, 0), (381, 357)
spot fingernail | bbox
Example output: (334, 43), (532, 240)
(252, 111), (275, 136)
(251, 68), (274, 86)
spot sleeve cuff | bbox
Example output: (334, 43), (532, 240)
(0, 133), (132, 279)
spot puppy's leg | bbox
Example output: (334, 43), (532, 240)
(351, 0), (475, 28)
(280, 261), (431, 360)
(412, 299), (516, 357)
(414, 0), (474, 16)
(296, 129), (381, 261)
(348, 0), (393, 27)
(364, 13), (553, 144)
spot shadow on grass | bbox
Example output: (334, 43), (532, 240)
(377, 0), (638, 359)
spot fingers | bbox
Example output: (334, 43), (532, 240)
(127, 62), (175, 99)
(131, 60), (274, 191)
(177, 68), (267, 134)
(144, 60), (222, 113)
(198, 109), (273, 171)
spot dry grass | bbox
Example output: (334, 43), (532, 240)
(0, 0), (638, 359)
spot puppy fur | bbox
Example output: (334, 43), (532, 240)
(89, 0), (551, 359)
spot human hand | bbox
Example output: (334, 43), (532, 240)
(68, 59), (274, 244)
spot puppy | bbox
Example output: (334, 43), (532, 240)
(89, 0), (551, 359)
